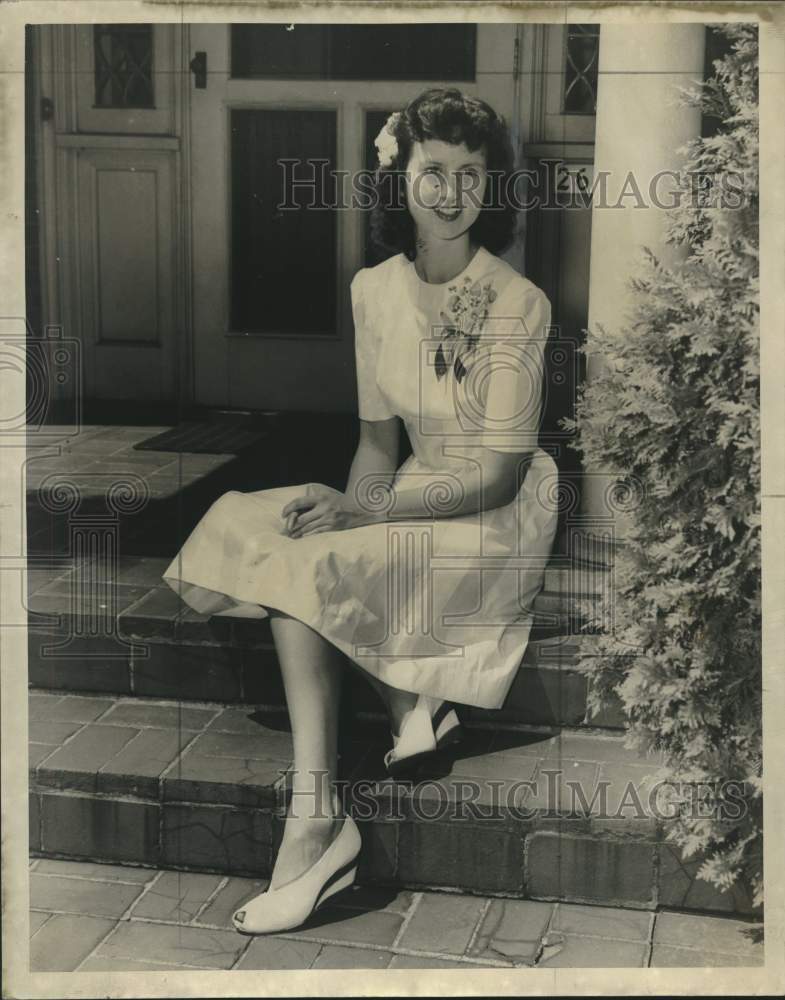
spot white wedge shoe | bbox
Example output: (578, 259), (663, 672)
(232, 814), (362, 935)
(384, 694), (462, 778)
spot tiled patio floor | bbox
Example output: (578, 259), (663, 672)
(29, 858), (763, 971)
(25, 424), (236, 501)
(23, 419), (357, 561)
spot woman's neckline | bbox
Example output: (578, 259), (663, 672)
(406, 244), (487, 288)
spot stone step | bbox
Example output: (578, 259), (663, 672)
(27, 691), (755, 916)
(26, 561), (624, 730)
(557, 528), (622, 570)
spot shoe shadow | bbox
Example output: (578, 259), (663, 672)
(339, 729), (477, 785)
(295, 883), (403, 932)
(247, 708), (292, 733)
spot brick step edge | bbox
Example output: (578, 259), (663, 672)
(28, 579), (609, 652)
(28, 786), (757, 917)
(28, 628), (627, 730)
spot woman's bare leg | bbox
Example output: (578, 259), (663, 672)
(372, 679), (418, 737)
(269, 611), (346, 888)
(340, 659), (418, 738)
(267, 611), (428, 885)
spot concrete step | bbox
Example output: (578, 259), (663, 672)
(27, 691), (755, 916)
(26, 556), (624, 731)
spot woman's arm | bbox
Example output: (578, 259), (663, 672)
(379, 448), (532, 522)
(344, 417), (400, 501)
(284, 444), (532, 537)
(283, 418), (400, 537)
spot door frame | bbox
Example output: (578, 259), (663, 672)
(32, 21), (555, 416)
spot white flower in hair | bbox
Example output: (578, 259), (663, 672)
(374, 112), (401, 169)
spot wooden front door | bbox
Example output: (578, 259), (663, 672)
(35, 24), (185, 409)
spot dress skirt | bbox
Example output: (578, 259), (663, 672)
(162, 447), (559, 710)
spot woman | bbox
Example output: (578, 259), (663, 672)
(162, 87), (559, 935)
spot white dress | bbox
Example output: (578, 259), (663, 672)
(162, 246), (559, 709)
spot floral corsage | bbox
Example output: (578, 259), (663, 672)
(434, 277), (498, 382)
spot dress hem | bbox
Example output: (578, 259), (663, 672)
(161, 570), (528, 711)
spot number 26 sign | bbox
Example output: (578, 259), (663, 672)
(555, 163), (595, 198)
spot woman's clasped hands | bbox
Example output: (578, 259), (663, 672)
(282, 486), (381, 538)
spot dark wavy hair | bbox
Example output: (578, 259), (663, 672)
(369, 88), (517, 261)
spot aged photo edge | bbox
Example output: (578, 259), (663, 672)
(1, 1), (784, 997)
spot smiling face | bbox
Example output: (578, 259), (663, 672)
(404, 138), (488, 244)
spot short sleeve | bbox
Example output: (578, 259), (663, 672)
(351, 269), (395, 422)
(477, 283), (551, 454)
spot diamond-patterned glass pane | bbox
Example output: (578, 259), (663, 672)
(94, 25), (154, 108)
(563, 24), (600, 114)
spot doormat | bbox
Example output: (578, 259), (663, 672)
(133, 420), (269, 455)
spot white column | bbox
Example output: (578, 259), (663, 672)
(582, 24), (706, 535)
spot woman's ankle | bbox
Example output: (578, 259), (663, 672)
(286, 780), (343, 822)
(282, 811), (339, 836)
(387, 690), (419, 736)
(270, 812), (342, 889)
